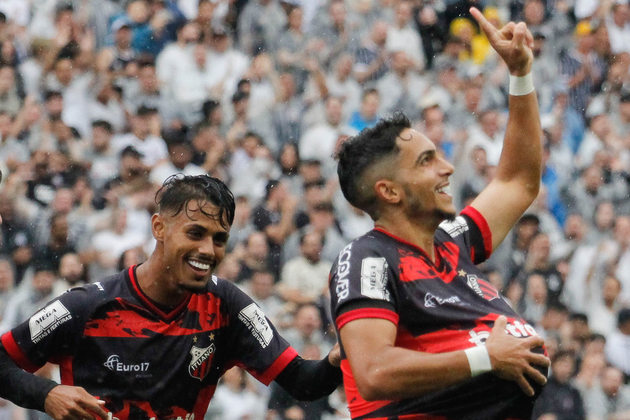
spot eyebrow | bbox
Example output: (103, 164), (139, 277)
(415, 149), (436, 165)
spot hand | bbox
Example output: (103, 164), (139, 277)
(470, 7), (533, 76)
(327, 343), (341, 367)
(45, 385), (109, 420)
(485, 316), (550, 396)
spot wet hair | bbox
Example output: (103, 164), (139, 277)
(336, 112), (410, 219)
(155, 175), (235, 229)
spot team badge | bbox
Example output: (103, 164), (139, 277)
(466, 274), (499, 301)
(188, 336), (216, 381)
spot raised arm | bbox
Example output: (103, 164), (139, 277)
(468, 7), (543, 251)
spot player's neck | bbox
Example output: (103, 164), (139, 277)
(135, 255), (190, 307)
(375, 216), (437, 261)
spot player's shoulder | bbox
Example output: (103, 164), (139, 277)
(59, 271), (126, 305)
(337, 229), (389, 257)
(437, 215), (471, 240)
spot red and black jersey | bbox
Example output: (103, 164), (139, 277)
(1, 266), (297, 420)
(329, 206), (544, 420)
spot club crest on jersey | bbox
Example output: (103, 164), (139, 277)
(189, 339), (216, 381)
(466, 274), (499, 301)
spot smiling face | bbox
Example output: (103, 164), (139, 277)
(390, 128), (455, 225)
(153, 200), (229, 298)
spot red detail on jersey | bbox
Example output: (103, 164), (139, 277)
(128, 266), (191, 322)
(84, 294), (226, 338)
(1, 331), (41, 372)
(478, 278), (500, 301)
(193, 385), (217, 418)
(253, 346), (298, 385)
(57, 356), (74, 385)
(396, 326), (480, 353)
(336, 308), (399, 329)
(366, 414), (447, 420)
(374, 227), (435, 258)
(398, 242), (461, 285)
(341, 359), (390, 418)
(461, 206), (492, 259)
(106, 399), (196, 419)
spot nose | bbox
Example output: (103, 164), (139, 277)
(439, 156), (455, 176)
(198, 239), (216, 258)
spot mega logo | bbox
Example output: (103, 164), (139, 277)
(29, 301), (72, 343)
(238, 303), (273, 348)
(335, 243), (353, 301)
(104, 355), (150, 373)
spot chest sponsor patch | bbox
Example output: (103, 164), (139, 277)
(238, 303), (273, 348)
(29, 300), (72, 343)
(424, 292), (462, 308)
(360, 257), (390, 301)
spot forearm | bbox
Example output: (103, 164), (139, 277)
(496, 88), (542, 194)
(0, 345), (58, 411)
(350, 346), (472, 400)
(274, 355), (342, 401)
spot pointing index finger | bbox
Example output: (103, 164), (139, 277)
(469, 7), (497, 40)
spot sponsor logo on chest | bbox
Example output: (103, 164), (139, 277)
(424, 292), (461, 308)
(104, 355), (150, 373)
(468, 319), (538, 346)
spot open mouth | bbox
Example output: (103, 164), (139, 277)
(436, 184), (451, 196)
(186, 258), (211, 274)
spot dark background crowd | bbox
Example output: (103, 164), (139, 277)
(0, 0), (630, 419)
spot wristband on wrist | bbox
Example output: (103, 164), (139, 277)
(464, 345), (492, 377)
(509, 73), (535, 96)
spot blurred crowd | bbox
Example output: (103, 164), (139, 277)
(1, 0), (630, 419)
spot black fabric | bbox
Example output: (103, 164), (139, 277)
(0, 345), (57, 411)
(274, 355), (342, 401)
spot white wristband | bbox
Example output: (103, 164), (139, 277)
(509, 73), (535, 96)
(464, 345), (492, 377)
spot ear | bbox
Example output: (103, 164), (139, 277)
(374, 179), (401, 204)
(152, 213), (165, 242)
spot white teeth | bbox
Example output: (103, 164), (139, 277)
(437, 185), (451, 195)
(188, 259), (210, 270)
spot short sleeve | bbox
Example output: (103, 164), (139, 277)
(438, 206), (492, 265)
(221, 281), (297, 385)
(329, 239), (398, 330)
(1, 286), (96, 372)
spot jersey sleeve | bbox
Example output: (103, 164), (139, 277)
(0, 285), (97, 372)
(329, 238), (398, 331)
(220, 281), (297, 385)
(438, 206), (493, 265)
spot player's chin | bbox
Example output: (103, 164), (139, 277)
(179, 278), (210, 293)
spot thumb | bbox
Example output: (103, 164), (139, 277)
(492, 315), (507, 333)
